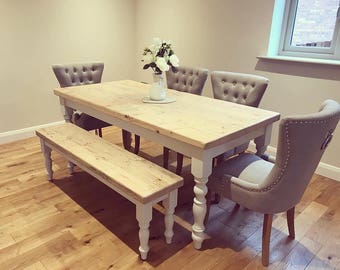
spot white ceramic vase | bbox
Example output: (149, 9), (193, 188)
(149, 73), (166, 101)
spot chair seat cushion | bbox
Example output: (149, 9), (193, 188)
(209, 153), (274, 188)
(73, 113), (111, 131)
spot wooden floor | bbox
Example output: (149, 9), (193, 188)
(1, 126), (340, 270)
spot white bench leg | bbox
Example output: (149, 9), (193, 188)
(136, 202), (152, 260)
(163, 190), (178, 244)
(40, 139), (53, 181)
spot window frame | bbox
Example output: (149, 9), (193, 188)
(278, 0), (340, 60)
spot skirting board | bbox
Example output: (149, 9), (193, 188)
(0, 121), (65, 145)
(248, 142), (340, 182)
(2, 124), (340, 182)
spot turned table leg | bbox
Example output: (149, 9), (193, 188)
(191, 157), (212, 249)
(60, 102), (76, 172)
(254, 124), (273, 156)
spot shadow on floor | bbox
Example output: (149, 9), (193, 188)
(53, 169), (193, 267)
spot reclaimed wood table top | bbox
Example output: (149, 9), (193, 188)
(54, 80), (280, 150)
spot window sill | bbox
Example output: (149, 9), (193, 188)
(257, 55), (340, 67)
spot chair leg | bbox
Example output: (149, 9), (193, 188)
(163, 147), (170, 169)
(210, 159), (222, 204)
(134, 135), (140, 154)
(204, 190), (212, 225)
(176, 153), (184, 175)
(122, 129), (132, 151)
(98, 128), (103, 137)
(216, 154), (224, 165)
(210, 192), (221, 204)
(262, 213), (273, 266)
(287, 207), (295, 239)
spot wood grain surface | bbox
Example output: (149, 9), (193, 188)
(54, 80), (280, 149)
(1, 126), (339, 269)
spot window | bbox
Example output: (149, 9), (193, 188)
(273, 0), (340, 60)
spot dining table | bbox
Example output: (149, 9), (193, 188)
(54, 79), (280, 249)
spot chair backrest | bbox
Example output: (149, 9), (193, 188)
(262, 100), (340, 212)
(52, 62), (104, 87)
(166, 66), (208, 95)
(211, 71), (268, 107)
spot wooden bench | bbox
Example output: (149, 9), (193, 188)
(35, 123), (183, 260)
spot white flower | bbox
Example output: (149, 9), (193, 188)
(142, 53), (154, 64)
(149, 37), (162, 53)
(169, 54), (179, 67)
(156, 57), (170, 72)
(142, 38), (179, 74)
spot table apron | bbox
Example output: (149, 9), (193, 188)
(60, 98), (268, 160)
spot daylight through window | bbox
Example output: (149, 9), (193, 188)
(278, 0), (340, 60)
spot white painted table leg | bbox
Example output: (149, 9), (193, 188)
(191, 157), (212, 249)
(40, 139), (53, 181)
(254, 124), (273, 156)
(60, 101), (74, 123)
(136, 202), (152, 260)
(163, 190), (178, 244)
(60, 100), (76, 171)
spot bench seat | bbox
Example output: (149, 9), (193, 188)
(36, 123), (183, 260)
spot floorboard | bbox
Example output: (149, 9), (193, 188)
(1, 126), (340, 269)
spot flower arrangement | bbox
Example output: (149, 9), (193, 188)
(142, 38), (179, 74)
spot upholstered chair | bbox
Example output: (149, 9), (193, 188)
(206, 99), (340, 266)
(165, 66), (209, 174)
(211, 71), (269, 159)
(52, 63), (110, 137)
(166, 66), (209, 95)
(121, 129), (140, 154)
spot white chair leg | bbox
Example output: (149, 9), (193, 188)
(136, 202), (152, 260)
(163, 190), (178, 244)
(40, 139), (53, 181)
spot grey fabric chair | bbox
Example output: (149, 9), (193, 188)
(206, 99), (340, 266)
(122, 129), (140, 154)
(53, 63), (140, 151)
(52, 63), (110, 137)
(164, 66), (209, 174)
(166, 66), (209, 95)
(211, 71), (268, 159)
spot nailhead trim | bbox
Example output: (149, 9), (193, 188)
(230, 115), (339, 193)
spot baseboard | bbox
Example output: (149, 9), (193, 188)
(314, 162), (340, 182)
(0, 121), (65, 145)
(248, 142), (340, 182)
(2, 124), (340, 182)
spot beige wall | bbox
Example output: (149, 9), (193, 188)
(0, 0), (136, 132)
(2, 0), (340, 169)
(135, 0), (340, 168)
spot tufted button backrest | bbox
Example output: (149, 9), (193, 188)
(166, 66), (208, 95)
(211, 71), (268, 107)
(262, 99), (340, 211)
(52, 62), (104, 87)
